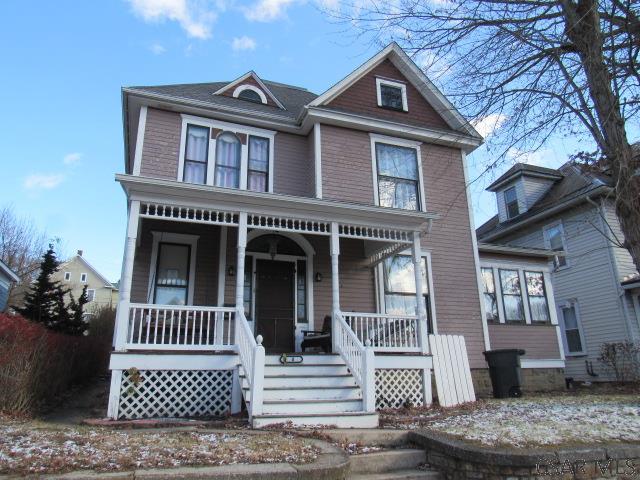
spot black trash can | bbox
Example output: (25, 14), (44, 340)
(483, 349), (525, 398)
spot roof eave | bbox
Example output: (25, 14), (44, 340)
(478, 242), (559, 259)
(487, 170), (564, 192)
(0, 261), (20, 282)
(479, 185), (612, 242)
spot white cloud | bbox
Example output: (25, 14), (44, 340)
(244, 0), (297, 22)
(127, 0), (216, 39)
(63, 152), (82, 165)
(149, 43), (166, 54)
(24, 174), (65, 190)
(472, 114), (507, 138)
(231, 36), (257, 51)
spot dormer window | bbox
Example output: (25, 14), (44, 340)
(376, 78), (408, 111)
(232, 85), (268, 105)
(504, 186), (519, 219)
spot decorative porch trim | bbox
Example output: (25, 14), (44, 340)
(109, 353), (239, 370)
(140, 202), (239, 227)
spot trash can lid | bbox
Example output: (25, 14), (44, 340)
(483, 348), (526, 356)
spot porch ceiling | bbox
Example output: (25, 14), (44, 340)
(116, 174), (439, 239)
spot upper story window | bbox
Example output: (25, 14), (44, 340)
(504, 186), (519, 219)
(214, 132), (241, 189)
(372, 136), (423, 211)
(481, 267), (498, 322)
(178, 116), (275, 193)
(543, 222), (568, 269)
(376, 78), (408, 111)
(232, 85), (268, 104)
(64, 272), (71, 281)
(184, 125), (209, 185)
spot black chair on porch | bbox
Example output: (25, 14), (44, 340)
(300, 315), (332, 353)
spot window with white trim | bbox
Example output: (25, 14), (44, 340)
(80, 273), (88, 283)
(232, 85), (268, 104)
(86, 289), (96, 302)
(153, 243), (191, 306)
(524, 271), (550, 322)
(178, 117), (275, 193)
(504, 186), (519, 219)
(374, 142), (421, 211)
(376, 78), (408, 111)
(64, 272), (71, 281)
(381, 254), (432, 333)
(559, 301), (585, 355)
(543, 222), (568, 268)
(499, 268), (525, 322)
(481, 267), (498, 322)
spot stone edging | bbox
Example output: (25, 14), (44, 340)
(4, 439), (348, 480)
(409, 430), (640, 479)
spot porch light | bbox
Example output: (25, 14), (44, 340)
(315, 272), (323, 283)
(228, 265), (235, 277)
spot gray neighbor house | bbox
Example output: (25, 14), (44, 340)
(477, 161), (640, 382)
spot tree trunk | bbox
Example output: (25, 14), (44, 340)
(561, 0), (640, 274)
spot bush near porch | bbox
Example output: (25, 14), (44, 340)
(0, 312), (112, 415)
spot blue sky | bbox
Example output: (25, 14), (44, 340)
(0, 0), (601, 281)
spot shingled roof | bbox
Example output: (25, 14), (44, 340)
(486, 163), (563, 191)
(476, 162), (613, 241)
(127, 79), (318, 122)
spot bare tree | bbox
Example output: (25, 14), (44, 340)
(335, 0), (640, 271)
(0, 205), (47, 308)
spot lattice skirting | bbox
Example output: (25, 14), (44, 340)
(375, 368), (425, 410)
(117, 369), (233, 419)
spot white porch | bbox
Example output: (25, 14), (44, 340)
(108, 175), (441, 426)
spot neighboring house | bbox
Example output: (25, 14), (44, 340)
(55, 250), (119, 316)
(0, 259), (20, 312)
(108, 43), (563, 427)
(477, 162), (640, 382)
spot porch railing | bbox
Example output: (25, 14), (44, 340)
(125, 304), (235, 350)
(344, 312), (420, 352)
(334, 311), (375, 412)
(235, 309), (265, 417)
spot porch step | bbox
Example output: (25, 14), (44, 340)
(243, 385), (362, 401)
(248, 398), (364, 415)
(261, 364), (350, 376)
(241, 373), (358, 388)
(264, 353), (344, 365)
(251, 411), (379, 428)
(349, 470), (441, 480)
(349, 449), (427, 474)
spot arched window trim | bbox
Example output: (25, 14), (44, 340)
(232, 84), (268, 104)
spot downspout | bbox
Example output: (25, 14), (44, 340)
(588, 196), (637, 342)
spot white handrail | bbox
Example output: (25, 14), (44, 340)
(344, 312), (420, 352)
(126, 304), (235, 350)
(234, 309), (265, 417)
(334, 311), (375, 412)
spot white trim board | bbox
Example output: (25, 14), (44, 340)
(109, 353), (239, 370)
(233, 84), (267, 105)
(132, 105), (147, 176)
(314, 123), (322, 199)
(520, 359), (565, 369)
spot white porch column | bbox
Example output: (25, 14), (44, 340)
(330, 222), (340, 352)
(113, 200), (140, 351)
(235, 212), (248, 310)
(412, 231), (429, 354)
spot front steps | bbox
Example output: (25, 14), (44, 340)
(349, 449), (441, 480)
(240, 353), (379, 428)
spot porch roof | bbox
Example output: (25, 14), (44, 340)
(116, 174), (439, 238)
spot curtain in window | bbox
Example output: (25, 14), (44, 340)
(499, 269), (524, 321)
(248, 136), (269, 192)
(376, 143), (419, 210)
(215, 132), (241, 188)
(481, 267), (498, 321)
(184, 125), (208, 184)
(154, 243), (190, 305)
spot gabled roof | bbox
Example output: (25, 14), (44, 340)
(476, 162), (613, 241)
(486, 163), (563, 192)
(307, 42), (482, 139)
(0, 259), (19, 283)
(60, 254), (117, 289)
(213, 71), (286, 110)
(126, 79), (317, 122)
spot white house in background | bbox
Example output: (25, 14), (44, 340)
(477, 162), (640, 382)
(0, 259), (20, 312)
(54, 250), (119, 315)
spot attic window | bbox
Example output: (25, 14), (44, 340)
(233, 85), (267, 104)
(504, 186), (519, 219)
(376, 78), (407, 111)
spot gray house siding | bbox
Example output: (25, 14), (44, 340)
(500, 204), (631, 381)
(0, 282), (8, 311)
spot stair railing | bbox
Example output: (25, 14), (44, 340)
(235, 308), (265, 417)
(333, 311), (376, 412)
